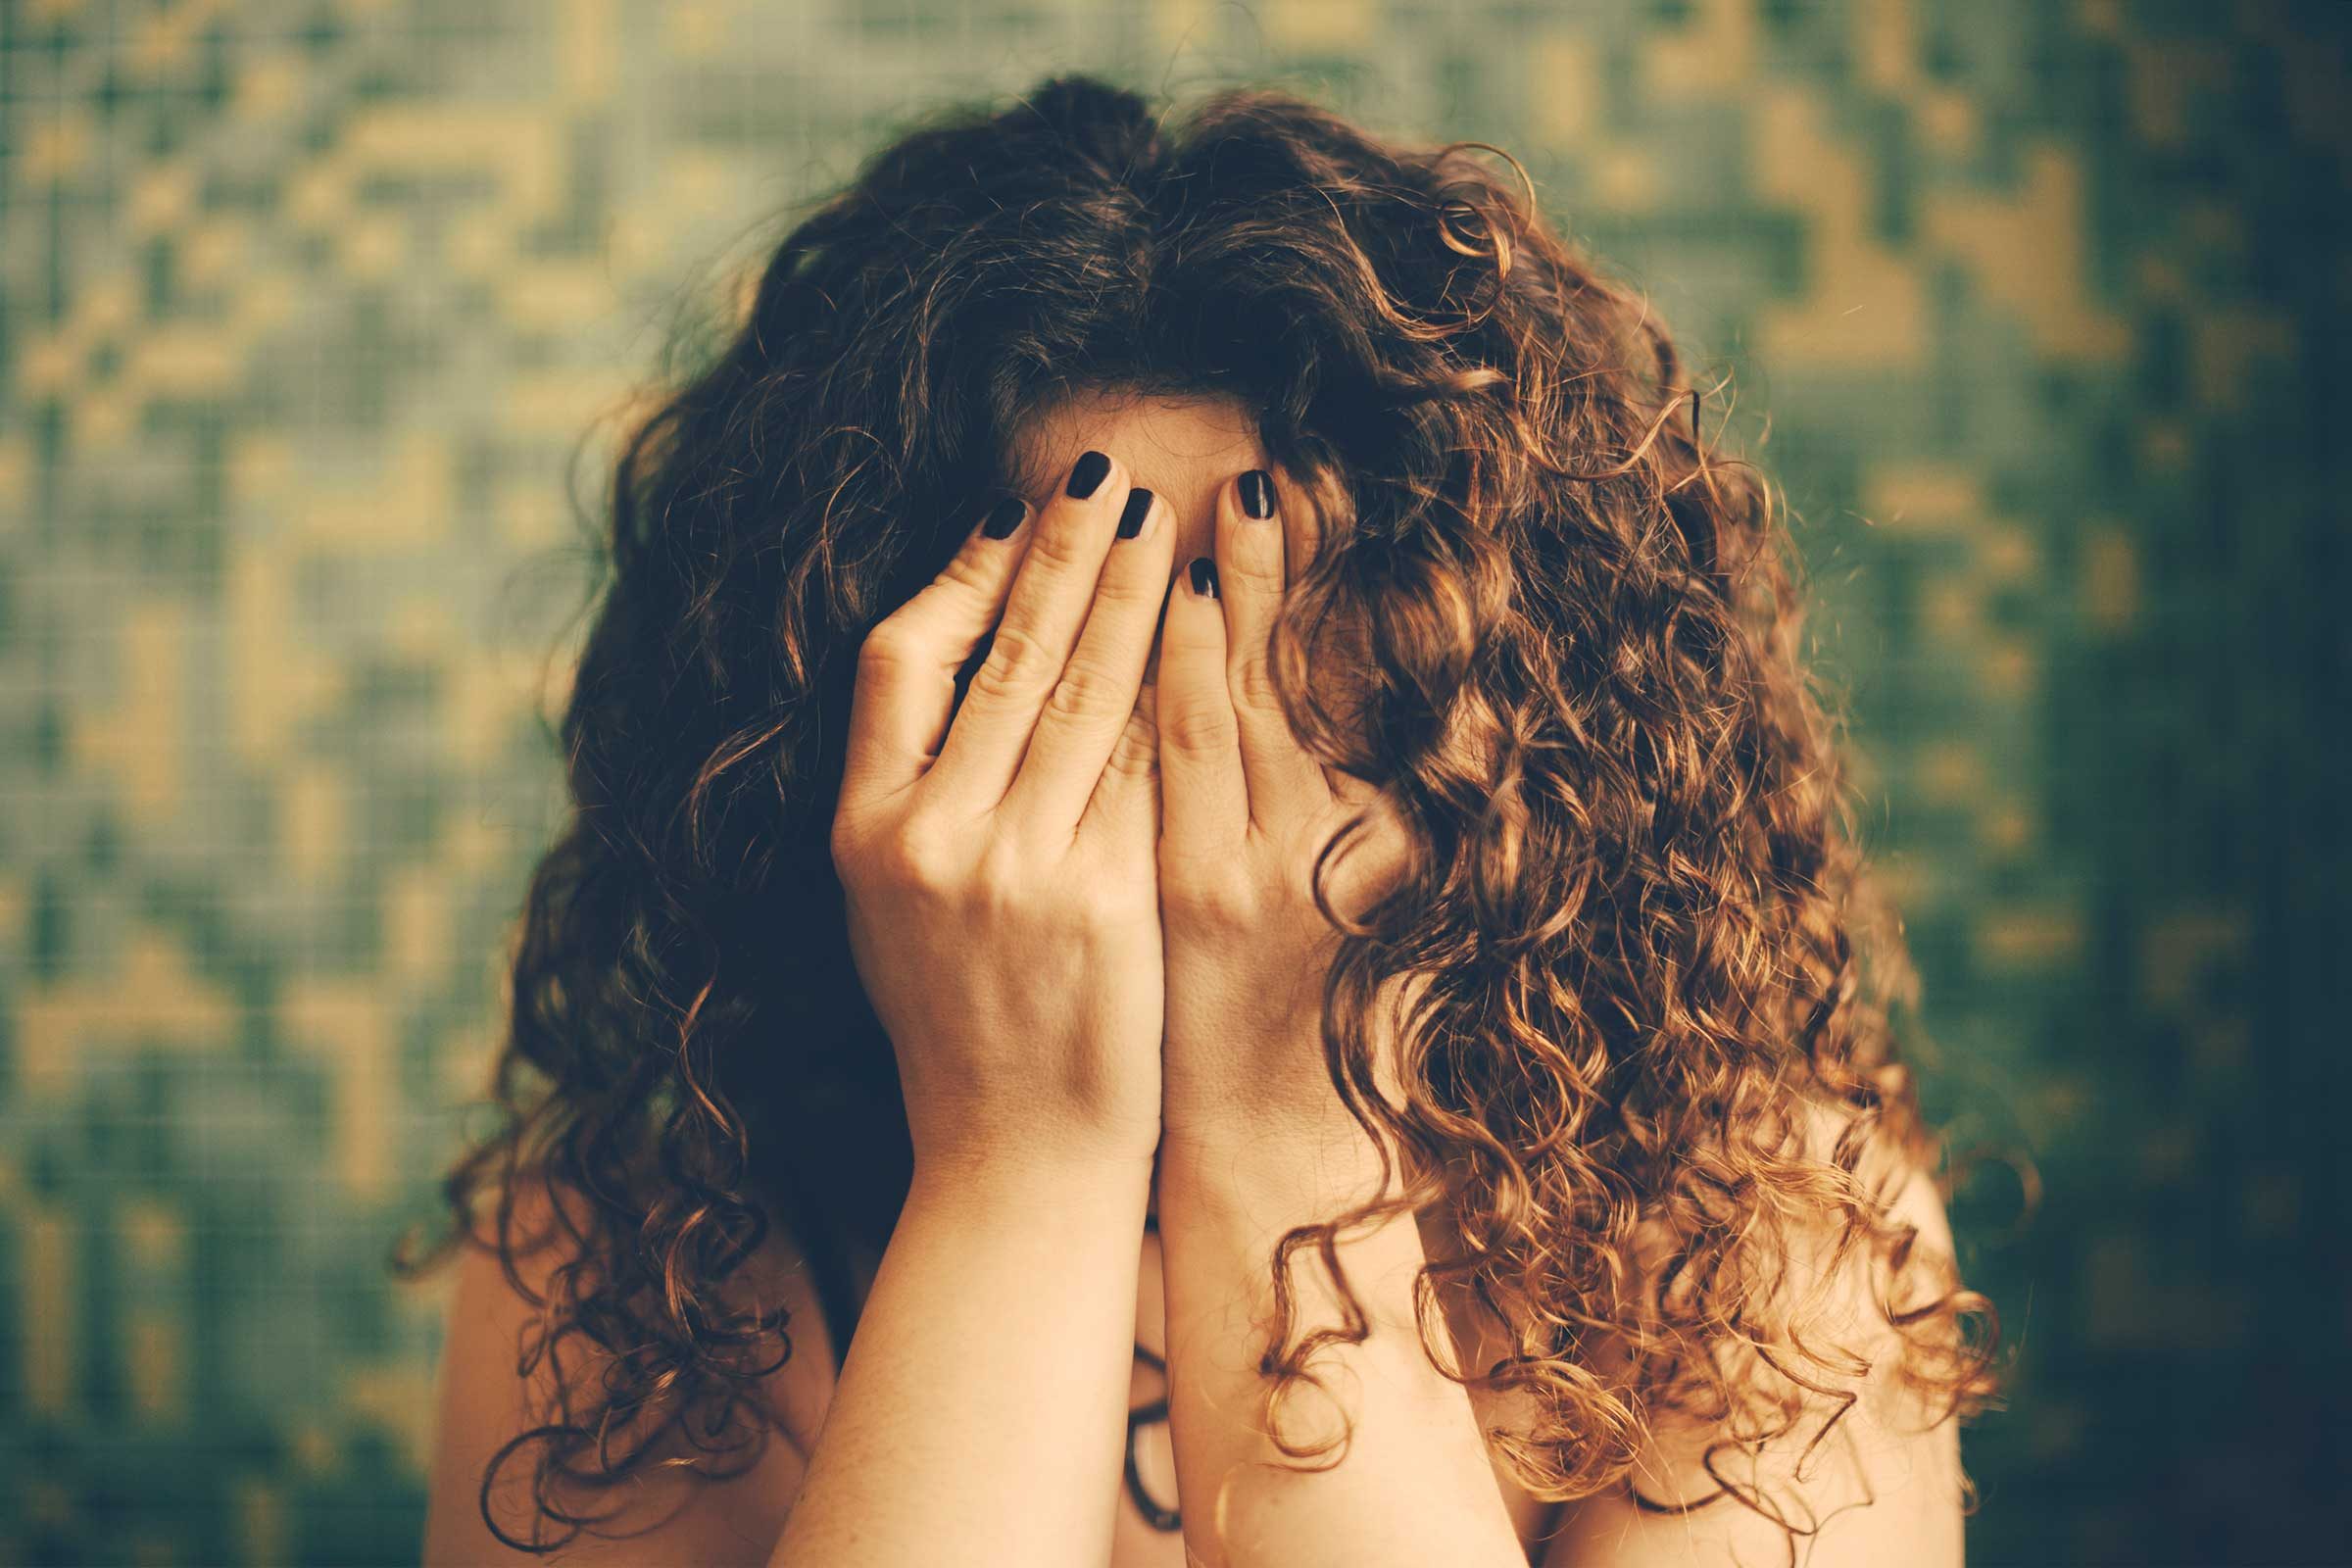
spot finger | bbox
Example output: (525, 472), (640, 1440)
(1323, 789), (1416, 923)
(1215, 467), (1328, 825)
(1156, 554), (1248, 856)
(1082, 662), (1160, 849)
(1277, 462), (1337, 578)
(838, 494), (1035, 812)
(926, 448), (1132, 813)
(1004, 484), (1177, 834)
(1271, 464), (1366, 800)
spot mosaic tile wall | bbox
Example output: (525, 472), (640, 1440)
(3, 0), (2345, 1563)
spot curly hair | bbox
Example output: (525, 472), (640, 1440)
(391, 73), (2007, 1557)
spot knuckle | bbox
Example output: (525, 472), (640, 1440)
(1090, 560), (1162, 609)
(935, 548), (999, 598)
(1103, 706), (1158, 778)
(837, 810), (959, 895)
(1205, 878), (1258, 925)
(1043, 655), (1128, 725)
(1023, 514), (1100, 577)
(860, 829), (935, 892)
(854, 617), (916, 678)
(971, 838), (1030, 902)
(1224, 541), (1285, 595)
(1231, 650), (1285, 714)
(1160, 856), (1250, 922)
(1161, 698), (1237, 756)
(966, 622), (1054, 705)
(898, 813), (970, 881)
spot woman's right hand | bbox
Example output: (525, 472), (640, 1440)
(830, 449), (1174, 1176)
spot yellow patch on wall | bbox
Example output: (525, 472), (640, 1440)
(1914, 740), (1985, 805)
(19, 112), (93, 181)
(23, 1208), (74, 1416)
(1977, 906), (2083, 969)
(128, 1313), (182, 1420)
(1751, 90), (1929, 368)
(281, 981), (395, 1202)
(1922, 145), (2132, 362)
(227, 549), (345, 768)
(233, 1480), (287, 1568)
(559, 0), (618, 105)
(1861, 462), (1982, 531)
(298, 429), (457, 552)
(344, 1365), (444, 1477)
(384, 865), (451, 986)
(125, 0), (222, 73)
(17, 932), (238, 1096)
(1529, 32), (1601, 145)
(284, 764), (351, 884)
(1980, 802), (2034, 854)
(1983, 637), (2036, 700)
(1978, 524), (2041, 583)
(2082, 527), (2139, 633)
(1260, 0), (1376, 52)
(120, 1200), (187, 1272)
(1643, 0), (1756, 99)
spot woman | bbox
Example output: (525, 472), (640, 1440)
(402, 74), (2002, 1567)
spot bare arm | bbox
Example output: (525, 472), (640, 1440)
(426, 447), (1181, 1566)
(768, 1152), (1152, 1565)
(777, 445), (1177, 1566)
(1150, 466), (1530, 1567)
(1156, 1116), (1528, 1568)
(422, 1158), (1152, 1568)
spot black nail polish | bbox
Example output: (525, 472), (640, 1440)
(1117, 488), (1153, 539)
(1066, 450), (1111, 499)
(1189, 556), (1219, 599)
(1239, 469), (1275, 519)
(980, 497), (1026, 539)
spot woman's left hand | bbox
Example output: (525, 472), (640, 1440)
(1153, 466), (1409, 1155)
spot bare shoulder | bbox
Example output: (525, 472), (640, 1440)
(420, 1174), (840, 1566)
(1536, 1098), (1972, 1568)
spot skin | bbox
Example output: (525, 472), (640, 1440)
(420, 392), (1969, 1568)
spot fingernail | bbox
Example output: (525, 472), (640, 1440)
(980, 497), (1027, 539)
(1239, 469), (1275, 519)
(1066, 450), (1111, 499)
(1117, 488), (1153, 539)
(1189, 556), (1219, 599)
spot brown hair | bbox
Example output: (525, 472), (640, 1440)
(392, 74), (2006, 1555)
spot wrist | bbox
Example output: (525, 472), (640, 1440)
(908, 1140), (1155, 1225)
(1161, 1005), (1408, 1155)
(1156, 1104), (1404, 1222)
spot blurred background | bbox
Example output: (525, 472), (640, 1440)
(3, 1), (2345, 1563)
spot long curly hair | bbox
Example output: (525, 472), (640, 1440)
(391, 74), (2007, 1556)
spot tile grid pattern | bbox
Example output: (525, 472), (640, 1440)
(2, 1), (2345, 1562)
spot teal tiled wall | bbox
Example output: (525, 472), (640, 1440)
(4, 1), (2345, 1563)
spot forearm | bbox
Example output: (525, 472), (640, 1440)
(1155, 1110), (1528, 1568)
(769, 1149), (1152, 1568)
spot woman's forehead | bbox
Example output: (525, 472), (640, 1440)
(1007, 390), (1269, 557)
